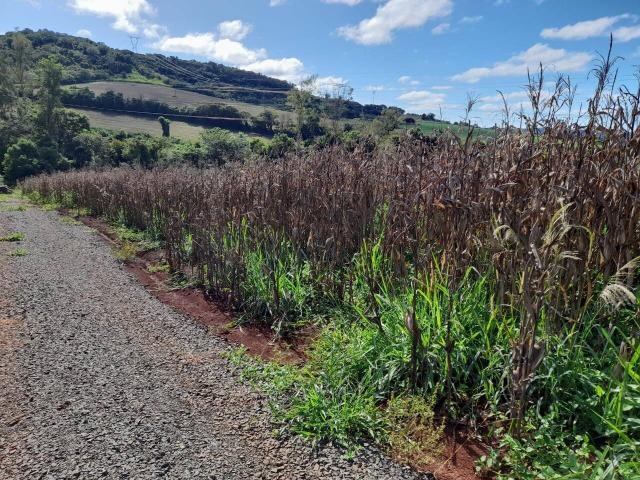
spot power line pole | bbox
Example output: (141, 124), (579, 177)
(129, 36), (140, 53)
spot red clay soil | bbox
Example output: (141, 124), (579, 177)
(422, 427), (491, 480)
(71, 213), (488, 480)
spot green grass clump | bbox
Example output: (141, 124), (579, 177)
(0, 204), (27, 212)
(0, 232), (25, 242)
(114, 241), (137, 261)
(8, 247), (28, 257)
(147, 260), (170, 273)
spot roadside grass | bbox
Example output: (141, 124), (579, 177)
(0, 204), (27, 212)
(0, 232), (25, 242)
(7, 247), (28, 257)
(114, 241), (137, 262)
(147, 260), (170, 273)
(58, 215), (82, 226)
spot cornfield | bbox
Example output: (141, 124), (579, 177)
(23, 60), (640, 476)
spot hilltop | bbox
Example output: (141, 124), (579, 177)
(0, 29), (293, 109)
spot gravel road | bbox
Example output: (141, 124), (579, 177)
(0, 202), (428, 480)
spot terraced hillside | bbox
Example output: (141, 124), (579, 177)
(70, 81), (294, 121)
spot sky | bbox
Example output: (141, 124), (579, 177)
(2, 0), (640, 125)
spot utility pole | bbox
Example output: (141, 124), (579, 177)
(129, 36), (140, 53)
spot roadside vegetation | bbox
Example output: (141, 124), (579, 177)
(22, 41), (640, 479)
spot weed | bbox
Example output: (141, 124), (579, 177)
(114, 242), (137, 262)
(58, 215), (82, 226)
(385, 395), (444, 469)
(147, 260), (170, 273)
(8, 247), (28, 257)
(0, 232), (25, 242)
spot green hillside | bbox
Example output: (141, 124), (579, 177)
(0, 29), (292, 109)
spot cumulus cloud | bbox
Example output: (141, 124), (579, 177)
(68, 0), (156, 35)
(218, 20), (252, 41)
(243, 58), (305, 83)
(154, 32), (267, 64)
(452, 43), (593, 83)
(338, 0), (453, 45)
(398, 89), (447, 111)
(541, 14), (633, 40)
(76, 28), (92, 38)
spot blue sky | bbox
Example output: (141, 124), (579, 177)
(3, 0), (640, 124)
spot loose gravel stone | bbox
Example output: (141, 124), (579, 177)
(0, 203), (429, 479)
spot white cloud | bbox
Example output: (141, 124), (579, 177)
(460, 15), (483, 24)
(243, 58), (305, 83)
(398, 75), (420, 85)
(431, 22), (451, 35)
(76, 28), (92, 38)
(69, 0), (156, 35)
(338, 0), (453, 45)
(270, 0), (286, 6)
(479, 91), (528, 103)
(614, 25), (640, 42)
(218, 20), (252, 41)
(452, 43), (593, 83)
(398, 89), (447, 111)
(365, 85), (385, 92)
(142, 23), (166, 39)
(323, 0), (363, 5)
(154, 33), (267, 64)
(431, 85), (452, 90)
(541, 14), (632, 40)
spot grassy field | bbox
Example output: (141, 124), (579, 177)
(70, 108), (205, 140)
(400, 119), (497, 138)
(70, 81), (294, 121)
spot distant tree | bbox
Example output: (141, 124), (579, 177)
(0, 56), (14, 117)
(372, 107), (402, 137)
(323, 82), (354, 133)
(158, 116), (171, 137)
(2, 138), (40, 185)
(11, 33), (32, 97)
(36, 59), (64, 139)
(421, 113), (436, 121)
(200, 128), (249, 166)
(287, 76), (321, 139)
(267, 133), (295, 159)
(257, 109), (276, 133)
(55, 109), (90, 157)
(404, 117), (416, 124)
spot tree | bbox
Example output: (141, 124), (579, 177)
(11, 33), (32, 98)
(372, 107), (402, 137)
(37, 59), (64, 139)
(2, 138), (40, 185)
(323, 82), (354, 133)
(287, 76), (321, 140)
(0, 56), (14, 118)
(158, 116), (171, 137)
(256, 109), (276, 133)
(200, 128), (249, 166)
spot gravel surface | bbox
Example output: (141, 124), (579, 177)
(0, 202), (429, 479)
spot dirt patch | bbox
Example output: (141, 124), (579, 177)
(73, 214), (306, 364)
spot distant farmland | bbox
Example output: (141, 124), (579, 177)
(71, 81), (294, 121)
(70, 108), (205, 140)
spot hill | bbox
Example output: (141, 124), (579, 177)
(0, 29), (292, 109)
(70, 81), (294, 122)
(0, 29), (400, 122)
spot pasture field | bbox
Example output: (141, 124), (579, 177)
(70, 108), (205, 140)
(70, 81), (294, 121)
